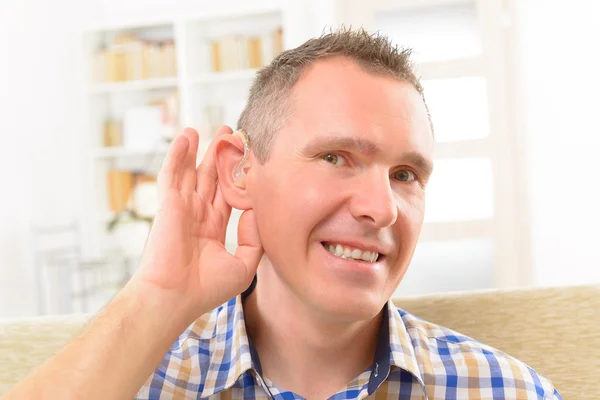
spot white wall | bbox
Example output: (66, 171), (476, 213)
(0, 1), (88, 317)
(515, 0), (600, 285)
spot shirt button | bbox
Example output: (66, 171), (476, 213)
(374, 363), (379, 377)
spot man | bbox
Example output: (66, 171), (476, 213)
(3, 29), (561, 399)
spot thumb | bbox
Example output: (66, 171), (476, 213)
(234, 209), (263, 281)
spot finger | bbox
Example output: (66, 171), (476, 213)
(213, 182), (232, 233)
(180, 127), (200, 193)
(196, 125), (234, 200)
(157, 134), (190, 203)
(183, 127), (200, 167)
(233, 209), (263, 281)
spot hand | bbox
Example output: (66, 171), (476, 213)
(129, 126), (263, 325)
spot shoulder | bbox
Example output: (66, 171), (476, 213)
(396, 308), (560, 399)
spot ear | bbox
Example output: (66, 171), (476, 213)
(215, 131), (253, 210)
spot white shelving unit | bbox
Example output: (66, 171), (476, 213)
(80, 7), (285, 261)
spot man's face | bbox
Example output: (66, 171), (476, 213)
(247, 57), (434, 320)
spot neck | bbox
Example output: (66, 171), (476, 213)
(243, 259), (384, 398)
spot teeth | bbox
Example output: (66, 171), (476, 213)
(324, 243), (380, 263)
(361, 251), (371, 261)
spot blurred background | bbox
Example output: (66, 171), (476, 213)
(0, 0), (598, 318)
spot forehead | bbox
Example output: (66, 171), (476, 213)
(280, 56), (433, 154)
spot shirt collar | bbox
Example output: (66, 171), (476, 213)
(196, 278), (425, 397)
(192, 294), (254, 398)
(385, 300), (426, 388)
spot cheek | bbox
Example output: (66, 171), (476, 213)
(393, 194), (426, 251)
(398, 188), (426, 224)
(301, 175), (338, 210)
(250, 168), (333, 251)
(407, 196), (426, 228)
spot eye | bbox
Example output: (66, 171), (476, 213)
(322, 153), (347, 166)
(392, 169), (417, 182)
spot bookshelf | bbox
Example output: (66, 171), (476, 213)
(81, 8), (285, 261)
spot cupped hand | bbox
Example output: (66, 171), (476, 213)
(129, 126), (263, 324)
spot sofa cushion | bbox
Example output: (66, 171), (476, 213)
(394, 284), (600, 400)
(0, 313), (90, 394)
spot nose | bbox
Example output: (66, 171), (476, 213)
(348, 168), (398, 228)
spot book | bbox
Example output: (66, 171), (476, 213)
(103, 51), (116, 82)
(273, 27), (284, 55)
(92, 52), (105, 82)
(260, 32), (274, 66)
(248, 37), (263, 68)
(95, 34), (177, 82)
(207, 28), (283, 74)
(103, 120), (122, 147)
(165, 40), (177, 77)
(236, 35), (249, 70)
(219, 35), (239, 71)
(211, 40), (222, 72)
(107, 170), (133, 213)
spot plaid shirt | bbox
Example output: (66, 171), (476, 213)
(135, 287), (562, 400)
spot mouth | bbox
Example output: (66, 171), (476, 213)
(320, 242), (382, 263)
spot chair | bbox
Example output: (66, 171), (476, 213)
(30, 222), (134, 315)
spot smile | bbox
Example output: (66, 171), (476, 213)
(321, 242), (380, 263)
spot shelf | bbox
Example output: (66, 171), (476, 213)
(88, 77), (179, 94)
(94, 146), (170, 159)
(192, 69), (259, 85)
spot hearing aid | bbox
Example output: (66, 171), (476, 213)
(232, 129), (250, 188)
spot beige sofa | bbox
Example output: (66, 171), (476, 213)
(1, 284), (599, 399)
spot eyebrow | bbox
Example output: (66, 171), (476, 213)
(301, 136), (434, 178)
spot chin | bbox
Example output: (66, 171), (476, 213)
(309, 284), (388, 322)
(301, 245), (394, 321)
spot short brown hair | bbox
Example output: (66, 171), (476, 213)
(237, 27), (429, 163)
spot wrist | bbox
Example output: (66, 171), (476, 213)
(120, 277), (206, 336)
